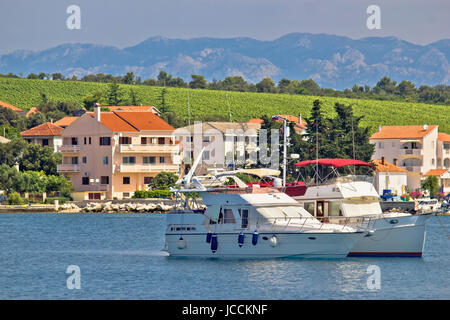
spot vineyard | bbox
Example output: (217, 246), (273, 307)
(1, 77), (449, 133)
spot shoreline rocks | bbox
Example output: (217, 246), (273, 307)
(59, 201), (179, 213)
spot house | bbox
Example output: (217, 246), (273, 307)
(372, 158), (408, 196)
(21, 122), (64, 152)
(57, 106), (180, 200)
(248, 114), (307, 135)
(0, 100), (25, 116)
(424, 169), (450, 194)
(26, 107), (39, 118)
(106, 106), (161, 116)
(370, 125), (439, 190)
(175, 122), (261, 175)
(53, 116), (79, 129)
(437, 132), (450, 169)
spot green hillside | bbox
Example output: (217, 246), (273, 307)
(1, 77), (449, 133)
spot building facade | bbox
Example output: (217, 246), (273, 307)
(21, 122), (64, 152)
(57, 107), (180, 200)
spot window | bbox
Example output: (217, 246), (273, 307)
(203, 150), (210, 160)
(89, 137), (91, 144)
(143, 156), (156, 164)
(158, 137), (165, 145)
(103, 156), (109, 165)
(378, 142), (384, 149)
(82, 156), (87, 164)
(141, 137), (147, 145)
(99, 137), (111, 146)
(42, 139), (49, 146)
(119, 136), (132, 145)
(84, 137), (87, 145)
(71, 137), (78, 145)
(203, 136), (210, 142)
(82, 177), (89, 185)
(431, 158), (435, 165)
(329, 201), (341, 216)
(239, 209), (249, 229)
(123, 156), (136, 164)
(159, 157), (165, 163)
(144, 177), (153, 184)
(304, 202), (315, 216)
(123, 192), (130, 198)
(223, 209), (236, 224)
(100, 176), (109, 185)
(71, 157), (78, 165)
(123, 177), (130, 184)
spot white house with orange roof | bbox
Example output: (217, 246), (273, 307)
(370, 124), (439, 190)
(423, 169), (450, 195)
(21, 122), (64, 152)
(57, 106), (180, 200)
(437, 132), (450, 169)
(372, 159), (408, 196)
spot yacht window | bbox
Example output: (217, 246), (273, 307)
(329, 201), (341, 216)
(223, 209), (236, 224)
(304, 202), (315, 216)
(239, 209), (249, 229)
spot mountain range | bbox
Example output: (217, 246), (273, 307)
(0, 33), (449, 90)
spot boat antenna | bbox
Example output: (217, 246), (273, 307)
(315, 120), (319, 183)
(351, 113), (356, 175)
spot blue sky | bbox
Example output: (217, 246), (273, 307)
(0, 0), (449, 54)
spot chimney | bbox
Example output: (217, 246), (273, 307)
(393, 158), (397, 166)
(298, 114), (302, 125)
(50, 118), (53, 124)
(381, 156), (385, 165)
(94, 103), (101, 122)
(423, 124), (428, 130)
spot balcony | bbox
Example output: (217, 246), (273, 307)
(119, 144), (179, 154)
(117, 164), (179, 173)
(58, 145), (80, 153)
(400, 148), (423, 157)
(57, 164), (80, 172)
(403, 165), (423, 173)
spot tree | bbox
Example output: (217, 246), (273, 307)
(397, 80), (416, 97)
(105, 82), (125, 105)
(256, 77), (277, 93)
(421, 176), (440, 196)
(83, 91), (103, 110)
(157, 70), (172, 86)
(149, 172), (179, 190)
(189, 75), (207, 89)
(20, 143), (62, 175)
(52, 73), (64, 80)
(122, 72), (135, 85)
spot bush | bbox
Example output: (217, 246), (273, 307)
(132, 190), (172, 199)
(7, 192), (24, 205)
(45, 196), (71, 204)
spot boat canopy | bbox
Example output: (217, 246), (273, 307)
(295, 158), (374, 168)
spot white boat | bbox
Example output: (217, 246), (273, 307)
(289, 159), (432, 257)
(163, 175), (366, 258)
(417, 198), (439, 213)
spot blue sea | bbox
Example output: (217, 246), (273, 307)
(0, 213), (449, 300)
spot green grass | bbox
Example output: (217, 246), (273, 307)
(1, 77), (449, 133)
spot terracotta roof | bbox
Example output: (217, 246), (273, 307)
(87, 112), (138, 132)
(21, 122), (64, 137)
(248, 118), (264, 124)
(372, 160), (408, 173)
(438, 132), (450, 142)
(114, 111), (175, 131)
(0, 100), (23, 112)
(53, 116), (79, 127)
(424, 169), (449, 177)
(370, 125), (438, 140)
(26, 107), (39, 117)
(106, 106), (158, 113)
(87, 110), (174, 132)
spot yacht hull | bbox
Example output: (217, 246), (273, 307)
(165, 231), (363, 258)
(348, 214), (431, 257)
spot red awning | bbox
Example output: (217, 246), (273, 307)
(295, 158), (374, 168)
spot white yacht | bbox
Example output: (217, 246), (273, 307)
(163, 175), (366, 258)
(289, 159), (432, 257)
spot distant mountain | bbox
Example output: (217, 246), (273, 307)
(0, 33), (448, 89)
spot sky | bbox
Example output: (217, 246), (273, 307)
(0, 0), (449, 55)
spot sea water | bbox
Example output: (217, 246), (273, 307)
(0, 213), (448, 299)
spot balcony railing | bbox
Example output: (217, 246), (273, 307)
(119, 144), (179, 153)
(57, 164), (80, 172)
(58, 145), (80, 153)
(400, 148), (423, 156)
(404, 165), (422, 172)
(117, 164), (179, 173)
